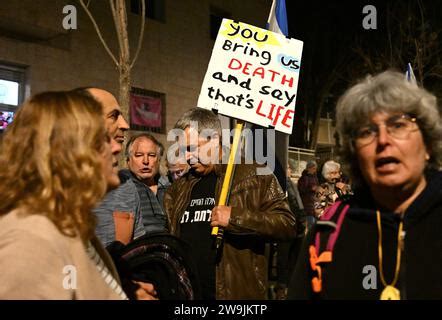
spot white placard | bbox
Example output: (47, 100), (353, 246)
(198, 19), (303, 134)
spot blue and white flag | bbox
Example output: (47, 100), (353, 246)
(266, 0), (290, 192)
(405, 62), (417, 85)
(266, 0), (288, 36)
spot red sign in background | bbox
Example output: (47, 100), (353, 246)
(130, 93), (162, 127)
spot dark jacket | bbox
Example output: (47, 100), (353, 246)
(287, 177), (306, 236)
(297, 170), (319, 216)
(289, 170), (442, 300)
(164, 163), (296, 300)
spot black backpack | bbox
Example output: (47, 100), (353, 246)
(107, 233), (201, 300)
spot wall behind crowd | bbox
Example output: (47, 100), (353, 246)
(0, 0), (270, 146)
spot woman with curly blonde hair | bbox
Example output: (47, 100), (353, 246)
(0, 91), (125, 299)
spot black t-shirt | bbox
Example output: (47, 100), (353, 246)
(180, 172), (217, 300)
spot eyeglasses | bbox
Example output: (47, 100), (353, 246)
(353, 114), (419, 147)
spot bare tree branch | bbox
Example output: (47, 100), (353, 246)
(117, 0), (130, 63)
(109, 0), (124, 65)
(78, 0), (119, 67)
(130, 0), (146, 69)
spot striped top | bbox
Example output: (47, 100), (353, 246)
(86, 242), (128, 300)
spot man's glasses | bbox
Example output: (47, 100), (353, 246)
(353, 114), (419, 147)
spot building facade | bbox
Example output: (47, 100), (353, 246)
(0, 0), (270, 145)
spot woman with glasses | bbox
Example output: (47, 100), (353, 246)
(289, 70), (442, 299)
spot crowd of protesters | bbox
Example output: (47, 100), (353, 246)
(0, 69), (441, 300)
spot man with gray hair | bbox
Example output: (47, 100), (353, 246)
(94, 133), (169, 247)
(119, 133), (169, 233)
(164, 108), (296, 300)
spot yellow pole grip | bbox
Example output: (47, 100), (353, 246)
(211, 121), (244, 236)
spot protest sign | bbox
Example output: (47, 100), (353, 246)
(198, 18), (303, 134)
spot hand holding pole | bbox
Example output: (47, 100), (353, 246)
(211, 121), (244, 252)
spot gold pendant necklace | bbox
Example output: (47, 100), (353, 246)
(376, 210), (403, 300)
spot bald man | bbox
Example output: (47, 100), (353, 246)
(71, 88), (144, 245)
(72, 87), (156, 300)
(87, 88), (129, 145)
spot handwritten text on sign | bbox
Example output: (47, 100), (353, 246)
(198, 19), (303, 134)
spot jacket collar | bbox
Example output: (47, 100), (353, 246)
(119, 168), (169, 189)
(183, 163), (226, 181)
(348, 169), (442, 228)
(404, 169), (442, 227)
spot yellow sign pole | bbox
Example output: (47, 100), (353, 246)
(211, 121), (244, 250)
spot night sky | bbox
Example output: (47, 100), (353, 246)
(284, 0), (442, 147)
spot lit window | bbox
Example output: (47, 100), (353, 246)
(0, 63), (26, 133)
(0, 79), (19, 106)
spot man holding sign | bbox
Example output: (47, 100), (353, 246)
(164, 108), (296, 299)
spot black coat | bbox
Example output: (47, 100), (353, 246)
(289, 170), (442, 300)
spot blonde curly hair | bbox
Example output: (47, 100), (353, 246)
(0, 91), (109, 242)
